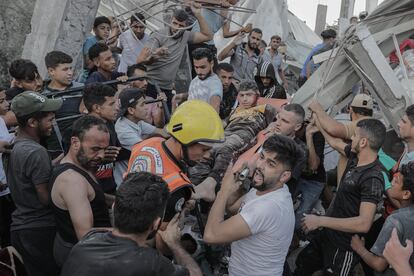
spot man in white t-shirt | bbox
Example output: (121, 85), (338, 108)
(204, 134), (301, 276)
(188, 48), (222, 112)
(117, 13), (149, 73)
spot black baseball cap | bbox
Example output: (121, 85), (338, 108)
(118, 88), (145, 116)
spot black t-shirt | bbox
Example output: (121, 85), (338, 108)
(219, 84), (238, 120)
(6, 87), (24, 101)
(325, 145), (384, 251)
(286, 137), (308, 193)
(61, 230), (189, 276)
(300, 131), (326, 183)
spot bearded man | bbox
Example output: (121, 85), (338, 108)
(50, 116), (112, 267)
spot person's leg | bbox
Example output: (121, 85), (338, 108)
(294, 179), (325, 231)
(0, 195), (15, 247)
(326, 248), (359, 276)
(294, 230), (324, 276)
(11, 228), (58, 276)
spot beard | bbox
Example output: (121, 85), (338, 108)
(248, 40), (257, 50)
(76, 146), (101, 172)
(252, 168), (279, 192)
(198, 71), (211, 81)
(170, 28), (184, 39)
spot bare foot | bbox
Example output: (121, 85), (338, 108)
(193, 177), (217, 202)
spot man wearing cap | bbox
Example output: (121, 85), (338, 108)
(114, 88), (168, 183)
(7, 91), (62, 276)
(298, 29), (336, 86)
(309, 93), (373, 186)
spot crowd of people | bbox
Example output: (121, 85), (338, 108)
(1, 1), (414, 276)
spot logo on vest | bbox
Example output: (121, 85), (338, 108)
(142, 146), (163, 174)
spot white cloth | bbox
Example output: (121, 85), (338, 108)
(0, 117), (14, 196)
(229, 185), (294, 276)
(117, 30), (149, 73)
(188, 74), (223, 103)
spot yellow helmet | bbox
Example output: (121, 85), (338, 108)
(166, 100), (225, 146)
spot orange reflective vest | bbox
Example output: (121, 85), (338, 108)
(127, 137), (193, 195)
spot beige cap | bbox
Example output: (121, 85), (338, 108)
(350, 94), (373, 110)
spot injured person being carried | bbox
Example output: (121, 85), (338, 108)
(191, 79), (279, 202)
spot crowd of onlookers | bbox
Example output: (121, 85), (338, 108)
(1, 1), (414, 275)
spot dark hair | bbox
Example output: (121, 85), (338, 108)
(88, 42), (110, 61)
(270, 35), (281, 41)
(215, 62), (234, 73)
(173, 9), (189, 23)
(192, 48), (213, 62)
(250, 28), (263, 35)
(400, 161), (414, 203)
(239, 79), (258, 93)
(262, 134), (300, 170)
(406, 104), (414, 125)
(284, 103), (305, 123)
(356, 118), (386, 151)
(114, 172), (170, 234)
(127, 64), (147, 77)
(131, 13), (145, 24)
(351, 106), (373, 117)
(16, 111), (52, 128)
(9, 59), (39, 81)
(93, 16), (111, 29)
(83, 83), (116, 112)
(321, 29), (337, 39)
(45, 51), (73, 69)
(0, 86), (7, 92)
(71, 115), (108, 141)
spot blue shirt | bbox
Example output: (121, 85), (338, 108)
(300, 43), (325, 77)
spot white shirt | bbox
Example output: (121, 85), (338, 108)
(188, 74), (223, 103)
(229, 185), (294, 276)
(0, 117), (14, 196)
(118, 30), (149, 73)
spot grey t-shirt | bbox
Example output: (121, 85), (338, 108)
(371, 205), (414, 275)
(145, 28), (194, 90)
(188, 74), (223, 103)
(229, 43), (261, 81)
(7, 137), (55, 231)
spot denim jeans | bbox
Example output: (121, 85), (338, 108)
(294, 178), (325, 230)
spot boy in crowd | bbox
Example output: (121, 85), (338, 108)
(79, 16), (111, 83)
(6, 59), (43, 101)
(190, 80), (276, 202)
(351, 161), (414, 275)
(114, 88), (168, 181)
(83, 83), (130, 192)
(86, 43), (127, 85)
(126, 64), (166, 128)
(43, 51), (83, 156)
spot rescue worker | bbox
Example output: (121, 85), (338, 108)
(127, 100), (225, 221)
(254, 61), (287, 99)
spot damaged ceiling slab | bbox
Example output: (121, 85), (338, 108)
(291, 0), (414, 133)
